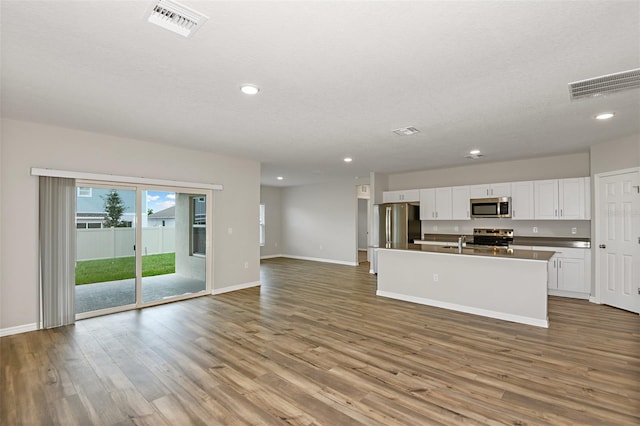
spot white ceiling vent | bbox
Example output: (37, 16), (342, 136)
(392, 126), (420, 136)
(146, 0), (209, 38)
(569, 68), (640, 100)
(464, 153), (484, 160)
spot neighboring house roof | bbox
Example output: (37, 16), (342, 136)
(148, 206), (175, 219)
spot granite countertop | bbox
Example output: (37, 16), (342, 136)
(418, 233), (590, 248)
(379, 243), (555, 261)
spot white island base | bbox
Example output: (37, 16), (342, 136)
(377, 249), (549, 328)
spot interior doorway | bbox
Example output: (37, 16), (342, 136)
(356, 184), (371, 265)
(595, 168), (640, 314)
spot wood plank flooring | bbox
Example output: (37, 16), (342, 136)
(2, 257), (639, 425)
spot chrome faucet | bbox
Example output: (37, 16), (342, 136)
(457, 235), (466, 253)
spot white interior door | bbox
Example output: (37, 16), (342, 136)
(597, 169), (640, 313)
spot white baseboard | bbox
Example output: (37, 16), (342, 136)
(279, 255), (358, 267)
(376, 290), (549, 328)
(260, 254), (284, 260)
(548, 289), (590, 300)
(0, 322), (39, 337)
(212, 281), (260, 295)
(589, 296), (601, 304)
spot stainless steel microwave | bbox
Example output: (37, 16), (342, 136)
(470, 197), (511, 218)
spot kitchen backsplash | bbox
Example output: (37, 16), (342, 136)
(421, 219), (591, 238)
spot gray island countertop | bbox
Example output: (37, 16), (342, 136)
(379, 243), (555, 261)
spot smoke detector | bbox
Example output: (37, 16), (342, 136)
(146, 0), (209, 38)
(392, 126), (420, 136)
(569, 68), (640, 101)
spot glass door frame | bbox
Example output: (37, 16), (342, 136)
(75, 179), (213, 320)
(137, 184), (213, 309)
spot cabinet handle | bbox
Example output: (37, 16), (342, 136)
(559, 260), (562, 268)
(436, 211), (438, 218)
(560, 209), (563, 217)
(555, 209), (557, 217)
(554, 260), (556, 268)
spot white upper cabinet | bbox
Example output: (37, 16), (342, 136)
(534, 180), (560, 219)
(534, 178), (589, 220)
(511, 181), (535, 220)
(469, 182), (511, 198)
(382, 189), (419, 203)
(451, 186), (471, 220)
(419, 188), (452, 220)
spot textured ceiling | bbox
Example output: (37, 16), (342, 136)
(1, 1), (639, 186)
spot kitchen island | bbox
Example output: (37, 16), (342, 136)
(377, 244), (554, 327)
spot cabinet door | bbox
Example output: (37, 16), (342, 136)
(558, 178), (585, 219)
(469, 185), (490, 198)
(547, 256), (559, 289)
(557, 257), (586, 292)
(401, 189), (420, 203)
(451, 186), (470, 220)
(511, 181), (534, 220)
(534, 180), (559, 219)
(490, 182), (511, 197)
(419, 189), (436, 220)
(435, 187), (452, 220)
(382, 191), (401, 203)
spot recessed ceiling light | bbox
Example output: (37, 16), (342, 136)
(240, 85), (259, 95)
(469, 149), (481, 155)
(344, 157), (353, 163)
(595, 112), (615, 120)
(276, 176), (284, 180)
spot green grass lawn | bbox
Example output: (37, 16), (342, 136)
(75, 253), (175, 285)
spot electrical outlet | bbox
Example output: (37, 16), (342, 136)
(571, 227), (577, 235)
(227, 227), (233, 235)
(533, 227), (538, 234)
(244, 261), (249, 269)
(433, 273), (439, 282)
(454, 226), (459, 232)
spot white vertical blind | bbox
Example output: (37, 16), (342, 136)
(39, 176), (77, 328)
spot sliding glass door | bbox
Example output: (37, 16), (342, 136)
(75, 185), (137, 315)
(141, 191), (207, 303)
(75, 182), (211, 319)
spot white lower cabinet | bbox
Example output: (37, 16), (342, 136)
(534, 246), (590, 298)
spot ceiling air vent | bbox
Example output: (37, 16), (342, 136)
(392, 126), (421, 136)
(465, 153), (484, 160)
(146, 0), (209, 38)
(569, 68), (640, 101)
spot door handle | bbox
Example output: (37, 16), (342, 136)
(599, 244), (606, 249)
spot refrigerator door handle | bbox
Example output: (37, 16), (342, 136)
(385, 206), (392, 244)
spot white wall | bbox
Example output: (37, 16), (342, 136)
(590, 133), (640, 174)
(281, 180), (357, 265)
(260, 185), (283, 258)
(358, 199), (368, 250)
(0, 118), (260, 331)
(388, 152), (590, 190)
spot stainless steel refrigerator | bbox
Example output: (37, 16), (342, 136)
(378, 203), (421, 248)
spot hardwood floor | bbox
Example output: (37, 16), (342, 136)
(2, 257), (639, 425)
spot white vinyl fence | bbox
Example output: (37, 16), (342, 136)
(76, 227), (175, 261)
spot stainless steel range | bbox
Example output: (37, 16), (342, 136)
(473, 228), (514, 247)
